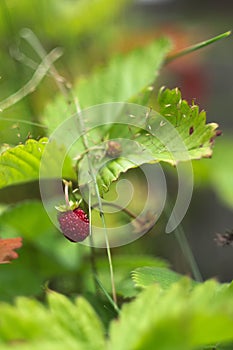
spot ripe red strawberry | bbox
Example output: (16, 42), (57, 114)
(58, 208), (89, 242)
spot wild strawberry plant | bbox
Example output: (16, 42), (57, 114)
(0, 29), (232, 350)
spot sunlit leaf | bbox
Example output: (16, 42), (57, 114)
(108, 280), (233, 350)
(0, 138), (76, 190)
(96, 88), (220, 193)
(0, 291), (105, 350)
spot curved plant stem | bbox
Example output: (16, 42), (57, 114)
(0, 48), (63, 112)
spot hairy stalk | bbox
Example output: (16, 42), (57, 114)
(21, 31), (103, 299)
(72, 94), (118, 308)
(22, 31), (118, 307)
(88, 188), (99, 294)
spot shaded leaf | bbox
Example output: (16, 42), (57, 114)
(0, 200), (87, 301)
(43, 37), (171, 133)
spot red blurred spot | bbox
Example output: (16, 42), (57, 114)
(0, 237), (23, 264)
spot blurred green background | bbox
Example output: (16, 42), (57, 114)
(0, 0), (233, 302)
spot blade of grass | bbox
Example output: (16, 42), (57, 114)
(165, 202), (203, 282)
(94, 275), (120, 314)
(165, 31), (231, 64)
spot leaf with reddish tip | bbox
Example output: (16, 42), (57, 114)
(0, 237), (22, 264)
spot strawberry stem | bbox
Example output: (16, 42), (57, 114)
(71, 94), (118, 307)
(88, 189), (99, 294)
(63, 180), (71, 207)
(25, 33), (118, 309)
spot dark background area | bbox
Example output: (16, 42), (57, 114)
(130, 0), (233, 282)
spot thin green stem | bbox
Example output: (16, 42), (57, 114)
(165, 204), (203, 282)
(94, 275), (120, 314)
(88, 188), (99, 294)
(165, 31), (231, 64)
(73, 94), (117, 306)
(23, 31), (118, 308)
(174, 224), (203, 282)
(92, 202), (138, 220)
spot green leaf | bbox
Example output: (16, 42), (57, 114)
(0, 138), (76, 190)
(108, 280), (233, 350)
(156, 87), (218, 160)
(43, 37), (171, 133)
(75, 38), (171, 108)
(48, 291), (105, 349)
(132, 267), (197, 290)
(95, 88), (219, 193)
(82, 255), (168, 298)
(0, 291), (105, 350)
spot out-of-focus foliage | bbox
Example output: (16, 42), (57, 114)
(193, 136), (233, 210)
(43, 37), (171, 132)
(108, 280), (233, 350)
(1, 281), (233, 349)
(131, 266), (198, 289)
(0, 0), (131, 144)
